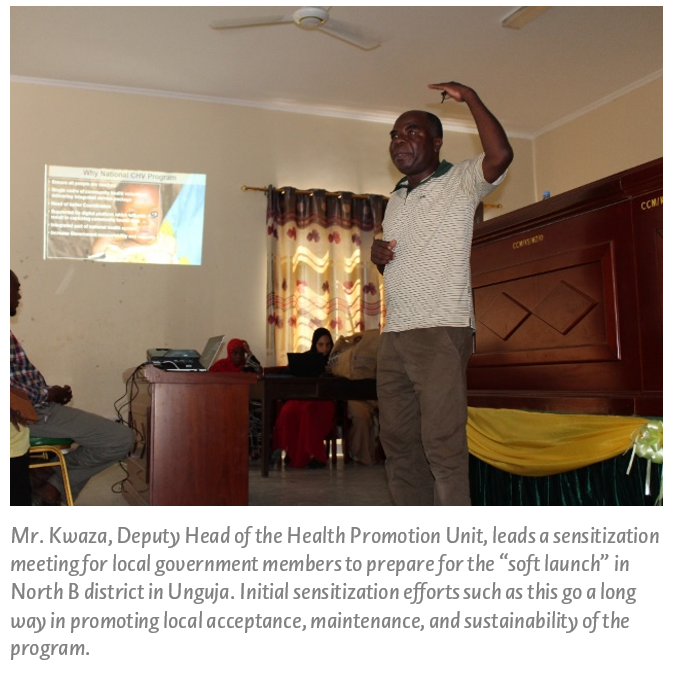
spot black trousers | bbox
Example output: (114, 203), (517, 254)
(11, 452), (32, 506)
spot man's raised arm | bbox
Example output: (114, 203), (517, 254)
(428, 81), (513, 183)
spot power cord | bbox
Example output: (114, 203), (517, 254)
(109, 362), (153, 497)
(111, 460), (129, 495)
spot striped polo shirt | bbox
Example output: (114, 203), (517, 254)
(381, 154), (504, 333)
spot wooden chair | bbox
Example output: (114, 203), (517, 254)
(28, 436), (74, 506)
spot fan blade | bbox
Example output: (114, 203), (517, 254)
(210, 14), (293, 30)
(319, 19), (380, 51)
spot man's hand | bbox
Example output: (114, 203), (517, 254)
(47, 385), (73, 405)
(371, 239), (397, 274)
(428, 80), (513, 184)
(428, 81), (473, 104)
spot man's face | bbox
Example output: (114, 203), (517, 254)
(10, 272), (20, 317)
(118, 185), (163, 244)
(389, 111), (442, 182)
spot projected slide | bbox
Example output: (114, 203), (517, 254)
(44, 165), (206, 265)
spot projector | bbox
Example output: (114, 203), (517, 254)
(147, 348), (202, 370)
(147, 348), (171, 361)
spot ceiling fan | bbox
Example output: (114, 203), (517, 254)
(209, 6), (381, 51)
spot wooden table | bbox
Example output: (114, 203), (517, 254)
(122, 365), (255, 505)
(249, 374), (377, 476)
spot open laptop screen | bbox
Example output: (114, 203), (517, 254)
(199, 335), (226, 370)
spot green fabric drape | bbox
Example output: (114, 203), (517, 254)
(470, 451), (662, 506)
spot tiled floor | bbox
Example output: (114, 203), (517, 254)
(74, 455), (394, 506)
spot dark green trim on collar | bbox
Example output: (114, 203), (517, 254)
(393, 160), (454, 192)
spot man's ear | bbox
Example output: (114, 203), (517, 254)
(434, 138), (443, 153)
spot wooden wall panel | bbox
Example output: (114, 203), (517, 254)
(467, 159), (662, 416)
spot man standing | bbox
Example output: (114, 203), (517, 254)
(10, 270), (135, 505)
(371, 81), (513, 505)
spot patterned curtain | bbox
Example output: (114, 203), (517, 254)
(266, 186), (387, 364)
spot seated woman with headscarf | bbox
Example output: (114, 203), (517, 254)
(210, 338), (263, 461)
(272, 328), (335, 469)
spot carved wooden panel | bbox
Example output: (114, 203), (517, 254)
(473, 241), (618, 367)
(467, 159), (662, 416)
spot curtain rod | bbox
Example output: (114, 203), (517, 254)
(241, 185), (501, 208)
(241, 185), (380, 200)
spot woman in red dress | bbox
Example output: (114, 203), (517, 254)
(210, 338), (264, 461)
(272, 328), (334, 469)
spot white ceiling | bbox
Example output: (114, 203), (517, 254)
(10, 6), (663, 138)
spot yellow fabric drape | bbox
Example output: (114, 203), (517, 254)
(467, 407), (647, 477)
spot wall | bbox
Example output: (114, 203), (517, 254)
(533, 77), (662, 198)
(10, 82), (531, 417)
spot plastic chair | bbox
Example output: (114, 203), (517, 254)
(28, 436), (74, 506)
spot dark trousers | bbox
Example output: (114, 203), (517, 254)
(377, 326), (473, 506)
(30, 402), (134, 500)
(11, 452), (32, 506)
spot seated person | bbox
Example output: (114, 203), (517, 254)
(328, 330), (382, 466)
(210, 338), (261, 374)
(10, 389), (34, 506)
(10, 270), (135, 505)
(210, 338), (263, 461)
(272, 328), (335, 469)
(91, 182), (180, 264)
(347, 400), (384, 465)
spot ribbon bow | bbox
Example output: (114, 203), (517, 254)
(626, 420), (663, 504)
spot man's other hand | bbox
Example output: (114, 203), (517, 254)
(48, 385), (73, 405)
(371, 239), (397, 274)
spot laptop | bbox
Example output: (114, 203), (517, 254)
(287, 351), (327, 377)
(150, 335), (226, 371)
